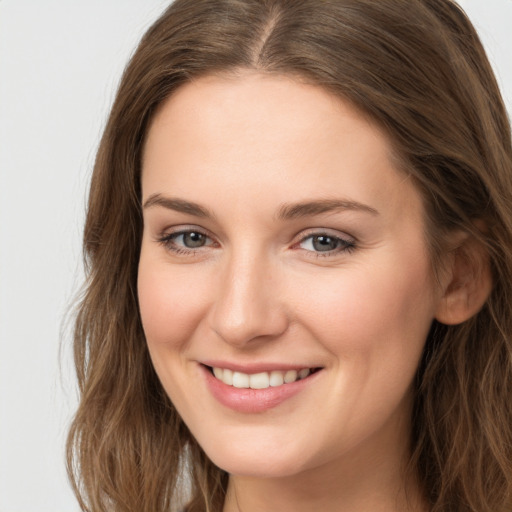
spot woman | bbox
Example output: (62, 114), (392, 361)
(66, 1), (512, 511)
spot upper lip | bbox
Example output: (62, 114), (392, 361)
(200, 360), (323, 374)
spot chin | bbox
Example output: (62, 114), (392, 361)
(211, 454), (307, 479)
(198, 434), (313, 479)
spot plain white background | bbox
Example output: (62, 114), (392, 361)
(0, 1), (510, 511)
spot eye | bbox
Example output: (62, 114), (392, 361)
(173, 231), (209, 248)
(158, 228), (216, 254)
(299, 233), (355, 255)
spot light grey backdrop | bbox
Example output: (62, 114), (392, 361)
(0, 1), (510, 511)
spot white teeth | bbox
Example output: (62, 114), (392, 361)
(249, 372), (270, 389)
(223, 368), (233, 385)
(212, 367), (314, 389)
(298, 368), (311, 379)
(284, 370), (297, 383)
(269, 370), (284, 387)
(232, 371), (250, 388)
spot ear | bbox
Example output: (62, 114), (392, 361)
(434, 232), (493, 325)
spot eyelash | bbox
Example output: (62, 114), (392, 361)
(157, 228), (357, 258)
(296, 232), (356, 257)
(157, 229), (215, 255)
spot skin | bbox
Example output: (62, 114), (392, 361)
(137, 72), (447, 511)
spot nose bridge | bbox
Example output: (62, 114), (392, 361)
(209, 244), (287, 346)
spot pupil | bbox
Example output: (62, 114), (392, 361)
(312, 235), (338, 252)
(184, 232), (205, 248)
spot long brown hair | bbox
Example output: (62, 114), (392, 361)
(66, 1), (512, 510)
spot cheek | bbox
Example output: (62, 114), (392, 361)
(296, 256), (435, 444)
(297, 252), (436, 359)
(137, 253), (212, 409)
(137, 253), (209, 348)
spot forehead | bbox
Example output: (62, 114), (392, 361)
(145, 72), (386, 158)
(141, 72), (421, 225)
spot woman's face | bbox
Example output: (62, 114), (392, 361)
(138, 73), (444, 479)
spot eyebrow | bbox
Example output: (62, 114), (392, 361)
(142, 194), (379, 219)
(143, 194), (214, 218)
(277, 199), (379, 219)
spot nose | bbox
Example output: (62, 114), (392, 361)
(208, 250), (289, 347)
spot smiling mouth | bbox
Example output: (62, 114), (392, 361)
(206, 366), (322, 390)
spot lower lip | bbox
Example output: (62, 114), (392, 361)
(201, 365), (322, 413)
